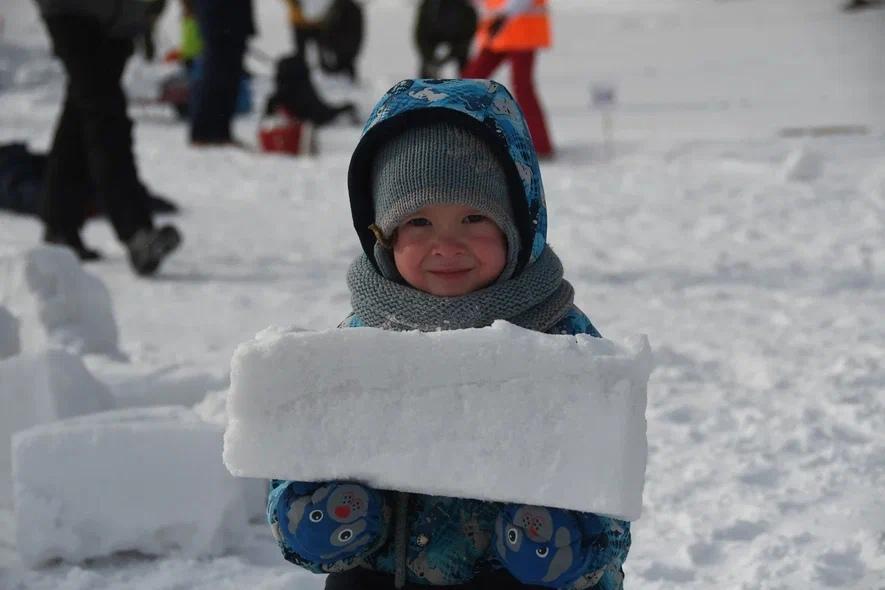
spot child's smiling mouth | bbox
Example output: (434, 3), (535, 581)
(427, 268), (473, 278)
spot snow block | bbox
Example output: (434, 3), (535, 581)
(0, 349), (114, 507)
(0, 305), (20, 359)
(193, 389), (268, 523)
(0, 246), (121, 357)
(224, 321), (652, 521)
(12, 406), (253, 567)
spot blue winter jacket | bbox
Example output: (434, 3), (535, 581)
(268, 79), (631, 589)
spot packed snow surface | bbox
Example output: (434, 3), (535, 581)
(224, 322), (651, 521)
(1, 0), (883, 588)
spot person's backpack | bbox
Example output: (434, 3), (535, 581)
(418, 0), (477, 43)
(0, 142), (178, 217)
(0, 142), (45, 215)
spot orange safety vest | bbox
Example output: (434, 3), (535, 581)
(476, 0), (551, 52)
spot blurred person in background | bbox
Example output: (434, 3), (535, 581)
(285, 0), (324, 64)
(32, 0), (182, 276)
(843, 0), (883, 11)
(285, 0), (364, 82)
(136, 0), (168, 62)
(462, 0), (553, 159)
(177, 0), (203, 71)
(414, 0), (478, 78)
(188, 0), (256, 146)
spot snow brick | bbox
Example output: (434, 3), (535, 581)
(0, 246), (121, 358)
(0, 349), (114, 507)
(0, 305), (19, 359)
(12, 406), (254, 567)
(224, 321), (651, 521)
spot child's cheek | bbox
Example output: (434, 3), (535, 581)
(392, 227), (420, 249)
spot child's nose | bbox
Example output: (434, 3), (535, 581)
(430, 233), (466, 256)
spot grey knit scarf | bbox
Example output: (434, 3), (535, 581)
(346, 246), (574, 333)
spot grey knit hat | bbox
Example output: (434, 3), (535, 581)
(370, 122), (520, 283)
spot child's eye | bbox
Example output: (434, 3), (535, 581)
(405, 218), (431, 227)
(464, 214), (488, 224)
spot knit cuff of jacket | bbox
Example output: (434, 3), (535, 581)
(369, 121), (520, 285)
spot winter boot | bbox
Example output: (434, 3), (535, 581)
(43, 229), (102, 261)
(127, 225), (181, 276)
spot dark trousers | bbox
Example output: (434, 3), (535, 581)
(292, 26), (319, 63)
(42, 15), (152, 242)
(461, 49), (553, 157)
(189, 0), (251, 142)
(325, 567), (548, 590)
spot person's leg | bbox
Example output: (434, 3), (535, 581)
(44, 15), (180, 274)
(293, 25), (308, 62)
(189, 37), (246, 143)
(465, 568), (550, 589)
(42, 95), (89, 236)
(324, 567), (551, 589)
(508, 50), (553, 157)
(450, 39), (472, 75)
(43, 15), (153, 244)
(325, 568), (396, 590)
(302, 27), (320, 63)
(460, 47), (506, 79)
(190, 0), (248, 143)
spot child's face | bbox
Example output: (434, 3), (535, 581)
(392, 203), (507, 297)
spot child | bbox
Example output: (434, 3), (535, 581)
(267, 79), (631, 590)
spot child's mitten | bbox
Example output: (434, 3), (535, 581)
(274, 482), (387, 566)
(494, 504), (585, 588)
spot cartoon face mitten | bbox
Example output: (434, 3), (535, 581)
(494, 505), (585, 588)
(274, 482), (387, 567)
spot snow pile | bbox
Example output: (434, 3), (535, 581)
(0, 247), (121, 358)
(778, 146), (823, 182)
(12, 406), (256, 567)
(193, 389), (230, 427)
(224, 321), (652, 521)
(0, 305), (20, 359)
(0, 349), (114, 507)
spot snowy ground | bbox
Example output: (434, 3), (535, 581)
(1, 0), (884, 588)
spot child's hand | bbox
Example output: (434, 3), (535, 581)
(494, 504), (585, 588)
(275, 482), (386, 565)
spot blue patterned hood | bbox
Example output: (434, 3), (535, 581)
(347, 79), (548, 277)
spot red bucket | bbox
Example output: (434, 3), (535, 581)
(258, 109), (304, 155)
